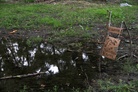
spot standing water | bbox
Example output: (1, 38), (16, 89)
(0, 37), (100, 92)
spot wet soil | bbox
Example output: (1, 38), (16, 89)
(0, 1), (138, 92)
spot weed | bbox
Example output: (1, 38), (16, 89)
(122, 60), (137, 73)
(20, 85), (28, 92)
(72, 87), (80, 92)
(98, 79), (135, 92)
(53, 85), (58, 92)
(84, 86), (95, 92)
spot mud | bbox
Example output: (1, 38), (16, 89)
(0, 26), (138, 91)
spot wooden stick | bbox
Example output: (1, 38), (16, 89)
(0, 72), (46, 80)
(123, 22), (133, 59)
(107, 10), (112, 27)
(117, 54), (129, 60)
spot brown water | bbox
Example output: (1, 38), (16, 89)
(0, 37), (101, 92)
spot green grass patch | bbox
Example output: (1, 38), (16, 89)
(122, 59), (138, 74)
(98, 79), (136, 92)
(0, 3), (137, 30)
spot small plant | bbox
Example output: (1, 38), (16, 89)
(84, 86), (95, 92)
(122, 60), (137, 73)
(53, 85), (58, 92)
(26, 36), (43, 46)
(72, 87), (80, 92)
(20, 85), (28, 92)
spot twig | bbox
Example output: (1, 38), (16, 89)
(123, 22), (133, 59)
(66, 49), (97, 54)
(0, 72), (46, 80)
(107, 10), (112, 27)
(117, 54), (129, 60)
(133, 54), (138, 59)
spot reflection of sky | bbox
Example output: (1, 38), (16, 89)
(13, 42), (18, 53)
(40, 43), (66, 55)
(1, 68), (4, 71)
(1, 59), (4, 71)
(22, 57), (28, 66)
(82, 53), (89, 61)
(4, 41), (66, 75)
(36, 64), (59, 74)
(7, 48), (11, 54)
(40, 43), (44, 48)
(49, 65), (59, 74)
(45, 63), (59, 74)
(29, 48), (37, 57)
(7, 42), (19, 54)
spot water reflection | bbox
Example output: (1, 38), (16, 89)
(49, 65), (59, 74)
(0, 37), (99, 92)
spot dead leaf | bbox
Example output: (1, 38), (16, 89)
(9, 30), (17, 34)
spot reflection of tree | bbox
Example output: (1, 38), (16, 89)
(0, 38), (8, 77)
(0, 38), (99, 91)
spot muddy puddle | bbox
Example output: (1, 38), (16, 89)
(0, 29), (137, 92)
(0, 37), (102, 92)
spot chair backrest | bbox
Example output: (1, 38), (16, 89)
(107, 26), (123, 35)
(106, 10), (124, 38)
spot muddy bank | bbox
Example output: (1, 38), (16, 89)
(0, 26), (138, 91)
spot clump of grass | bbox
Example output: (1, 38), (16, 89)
(39, 17), (62, 28)
(26, 36), (43, 46)
(98, 79), (135, 92)
(20, 85), (28, 92)
(122, 59), (137, 73)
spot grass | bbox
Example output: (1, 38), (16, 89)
(26, 36), (43, 46)
(0, 2), (137, 43)
(122, 60), (137, 73)
(98, 79), (136, 92)
(0, 1), (138, 92)
(0, 3), (137, 30)
(19, 82), (138, 92)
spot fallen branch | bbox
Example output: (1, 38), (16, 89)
(117, 54), (138, 60)
(66, 49), (97, 54)
(0, 72), (46, 80)
(123, 22), (133, 58)
(134, 54), (138, 59)
(117, 54), (129, 60)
